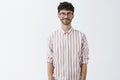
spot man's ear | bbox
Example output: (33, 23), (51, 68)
(72, 13), (74, 18)
(58, 13), (60, 18)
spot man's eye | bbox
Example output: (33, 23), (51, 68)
(61, 13), (65, 15)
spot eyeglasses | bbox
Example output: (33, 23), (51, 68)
(59, 12), (73, 17)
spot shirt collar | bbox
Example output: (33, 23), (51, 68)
(59, 27), (74, 34)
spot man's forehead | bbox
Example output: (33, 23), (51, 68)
(59, 10), (73, 13)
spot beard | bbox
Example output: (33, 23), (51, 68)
(61, 18), (72, 25)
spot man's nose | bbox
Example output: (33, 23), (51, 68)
(64, 14), (68, 18)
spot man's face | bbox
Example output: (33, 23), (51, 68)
(58, 10), (74, 25)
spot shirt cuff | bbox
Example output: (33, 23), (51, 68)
(47, 57), (53, 63)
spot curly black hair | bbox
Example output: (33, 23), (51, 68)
(57, 2), (74, 13)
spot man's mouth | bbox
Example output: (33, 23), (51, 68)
(62, 18), (70, 20)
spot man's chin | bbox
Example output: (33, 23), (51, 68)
(63, 23), (70, 25)
(62, 21), (71, 25)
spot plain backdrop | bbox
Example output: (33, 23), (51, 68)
(0, 0), (120, 80)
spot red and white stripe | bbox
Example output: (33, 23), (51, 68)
(47, 28), (89, 80)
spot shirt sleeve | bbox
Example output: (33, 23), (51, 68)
(47, 35), (53, 63)
(81, 33), (89, 64)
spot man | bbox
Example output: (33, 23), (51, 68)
(47, 2), (89, 80)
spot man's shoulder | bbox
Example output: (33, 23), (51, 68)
(73, 28), (84, 35)
(73, 28), (88, 39)
(48, 29), (59, 38)
(50, 29), (59, 35)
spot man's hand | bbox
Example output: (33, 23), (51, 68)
(80, 64), (87, 80)
(48, 62), (54, 80)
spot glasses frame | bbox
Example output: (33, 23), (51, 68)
(59, 12), (73, 17)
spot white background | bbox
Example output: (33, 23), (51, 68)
(0, 0), (120, 80)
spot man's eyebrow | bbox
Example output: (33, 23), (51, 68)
(60, 12), (72, 13)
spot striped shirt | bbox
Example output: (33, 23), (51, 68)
(47, 27), (89, 80)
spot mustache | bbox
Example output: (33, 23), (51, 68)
(62, 18), (70, 20)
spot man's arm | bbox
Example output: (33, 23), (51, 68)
(48, 62), (54, 80)
(80, 64), (87, 80)
(80, 33), (89, 80)
(47, 34), (54, 80)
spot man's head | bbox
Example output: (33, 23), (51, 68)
(57, 2), (74, 25)
(57, 2), (74, 13)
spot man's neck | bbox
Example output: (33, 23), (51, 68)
(61, 24), (72, 31)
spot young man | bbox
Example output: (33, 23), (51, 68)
(47, 2), (89, 80)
